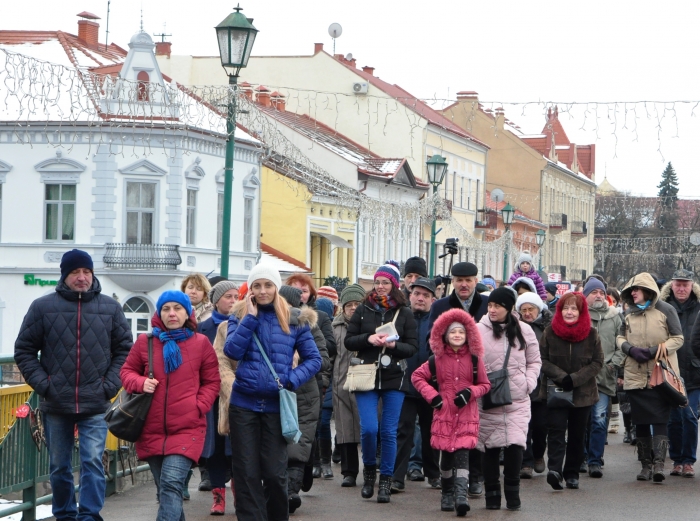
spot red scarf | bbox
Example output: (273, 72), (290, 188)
(551, 294), (591, 343)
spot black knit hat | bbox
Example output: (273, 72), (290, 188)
(544, 282), (558, 297)
(279, 285), (302, 308)
(60, 249), (93, 280)
(403, 256), (428, 278)
(488, 287), (516, 313)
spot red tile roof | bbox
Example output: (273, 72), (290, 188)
(260, 242), (311, 271)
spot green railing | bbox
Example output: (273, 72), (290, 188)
(0, 356), (150, 520)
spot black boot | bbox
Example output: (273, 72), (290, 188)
(287, 466), (304, 514)
(630, 425), (637, 446)
(454, 477), (470, 516)
(198, 467), (212, 491)
(312, 439), (322, 478)
(441, 476), (455, 512)
(332, 437), (342, 464)
(504, 478), (521, 511)
(301, 461), (314, 492)
(652, 435), (669, 483)
(361, 466), (377, 499)
(320, 438), (334, 479)
(377, 474), (392, 503)
(636, 437), (653, 481)
(484, 483), (501, 510)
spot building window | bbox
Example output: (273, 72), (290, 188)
(123, 296), (151, 341)
(137, 71), (149, 102)
(452, 173), (457, 205)
(386, 223), (394, 260)
(360, 219), (367, 261)
(467, 179), (472, 210)
(186, 189), (196, 246)
(243, 197), (253, 252)
(45, 184), (75, 241)
(126, 181), (155, 244)
(216, 193), (224, 249)
(369, 221), (377, 263)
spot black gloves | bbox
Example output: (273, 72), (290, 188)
(430, 395), (443, 410)
(561, 375), (574, 392)
(629, 346), (653, 363)
(454, 389), (472, 408)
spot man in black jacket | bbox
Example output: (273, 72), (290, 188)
(664, 269), (700, 478)
(427, 261), (487, 496)
(14, 249), (132, 521)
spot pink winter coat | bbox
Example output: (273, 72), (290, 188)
(412, 309), (491, 452)
(475, 314), (542, 450)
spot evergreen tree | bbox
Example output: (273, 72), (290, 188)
(657, 162), (679, 231)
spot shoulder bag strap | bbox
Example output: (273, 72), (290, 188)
(391, 307), (401, 326)
(472, 355), (479, 384)
(253, 332), (283, 390)
(502, 337), (512, 369)
(147, 335), (154, 379)
(655, 342), (668, 364)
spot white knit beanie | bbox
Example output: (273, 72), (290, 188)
(516, 292), (545, 313)
(247, 263), (282, 290)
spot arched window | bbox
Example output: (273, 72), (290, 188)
(137, 71), (149, 102)
(123, 296), (151, 340)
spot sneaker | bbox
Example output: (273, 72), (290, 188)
(565, 478), (579, 489)
(428, 477), (442, 489)
(534, 458), (546, 474)
(579, 461), (588, 473)
(670, 465), (683, 476)
(390, 480), (405, 493)
(682, 464), (695, 478)
(520, 467), (533, 479)
(588, 464), (603, 478)
(407, 469), (425, 482)
(467, 480), (482, 497)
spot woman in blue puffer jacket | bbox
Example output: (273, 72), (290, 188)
(224, 264), (321, 521)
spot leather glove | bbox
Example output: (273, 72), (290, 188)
(561, 375), (574, 392)
(454, 388), (472, 408)
(430, 395), (443, 410)
(629, 347), (653, 363)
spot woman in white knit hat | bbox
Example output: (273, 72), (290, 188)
(224, 264), (322, 521)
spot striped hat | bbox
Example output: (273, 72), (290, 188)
(374, 260), (401, 288)
(317, 286), (339, 301)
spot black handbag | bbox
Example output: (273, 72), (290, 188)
(482, 340), (513, 411)
(104, 334), (154, 442)
(546, 378), (574, 408)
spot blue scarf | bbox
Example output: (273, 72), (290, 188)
(152, 326), (193, 373)
(636, 300), (652, 310)
(211, 310), (229, 326)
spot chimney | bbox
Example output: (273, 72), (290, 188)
(494, 107), (505, 131)
(240, 81), (253, 101)
(456, 91), (479, 103)
(362, 66), (374, 76)
(255, 85), (271, 107)
(77, 12), (100, 48)
(270, 91), (286, 111)
(314, 43), (324, 54)
(155, 42), (172, 58)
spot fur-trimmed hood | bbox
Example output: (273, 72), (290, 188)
(293, 306), (318, 328)
(429, 308), (484, 358)
(511, 276), (537, 294)
(658, 281), (700, 303)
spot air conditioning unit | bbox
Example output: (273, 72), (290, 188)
(352, 82), (368, 95)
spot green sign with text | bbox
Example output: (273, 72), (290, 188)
(24, 274), (58, 287)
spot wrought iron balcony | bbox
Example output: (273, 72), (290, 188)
(549, 213), (568, 232)
(571, 221), (588, 237)
(103, 243), (182, 270)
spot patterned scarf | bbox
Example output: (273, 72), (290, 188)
(152, 326), (194, 374)
(211, 310), (229, 326)
(367, 292), (397, 311)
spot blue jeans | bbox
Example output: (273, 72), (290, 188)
(587, 393), (610, 466)
(148, 455), (193, 521)
(668, 388), (700, 465)
(43, 413), (108, 521)
(355, 389), (404, 476)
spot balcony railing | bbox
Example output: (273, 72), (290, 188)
(549, 213), (568, 231)
(475, 209), (498, 229)
(571, 221), (588, 236)
(103, 243), (182, 270)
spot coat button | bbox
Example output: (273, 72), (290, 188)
(192, 437), (196, 441)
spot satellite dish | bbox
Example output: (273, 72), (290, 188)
(345, 53), (353, 61)
(328, 23), (342, 39)
(690, 232), (700, 246)
(491, 188), (505, 203)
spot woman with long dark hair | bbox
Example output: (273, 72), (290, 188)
(540, 292), (603, 490)
(476, 288), (541, 510)
(345, 261), (418, 504)
(617, 273), (683, 482)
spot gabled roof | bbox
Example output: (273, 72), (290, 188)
(260, 242), (311, 272)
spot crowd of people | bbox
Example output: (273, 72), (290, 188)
(12, 248), (700, 521)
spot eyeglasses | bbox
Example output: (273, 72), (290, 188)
(373, 281), (392, 287)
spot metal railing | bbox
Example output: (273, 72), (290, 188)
(571, 221), (588, 235)
(103, 243), (182, 270)
(0, 356), (150, 520)
(549, 213), (568, 230)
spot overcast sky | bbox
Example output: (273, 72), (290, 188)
(5, 0), (700, 196)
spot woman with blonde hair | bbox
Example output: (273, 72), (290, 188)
(181, 273), (213, 323)
(224, 264), (322, 521)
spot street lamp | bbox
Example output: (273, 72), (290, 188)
(535, 229), (546, 271)
(215, 5), (258, 278)
(501, 202), (515, 282)
(426, 154), (449, 277)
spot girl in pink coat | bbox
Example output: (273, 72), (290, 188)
(476, 287), (542, 512)
(412, 308), (490, 517)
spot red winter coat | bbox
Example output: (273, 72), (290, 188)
(120, 314), (220, 463)
(412, 309), (490, 452)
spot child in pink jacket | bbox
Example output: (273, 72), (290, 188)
(412, 308), (490, 517)
(507, 252), (547, 300)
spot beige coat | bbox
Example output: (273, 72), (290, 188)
(212, 321), (237, 435)
(331, 313), (361, 444)
(616, 272), (684, 390)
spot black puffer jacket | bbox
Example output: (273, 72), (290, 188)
(345, 299), (418, 392)
(14, 276), (132, 415)
(668, 284), (700, 391)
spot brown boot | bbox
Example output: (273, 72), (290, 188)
(652, 435), (669, 483)
(636, 437), (653, 481)
(210, 488), (225, 515)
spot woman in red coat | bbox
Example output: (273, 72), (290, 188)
(412, 308), (490, 517)
(121, 290), (220, 521)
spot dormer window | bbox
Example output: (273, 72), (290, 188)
(137, 71), (149, 101)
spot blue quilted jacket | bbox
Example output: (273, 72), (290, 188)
(224, 304), (322, 413)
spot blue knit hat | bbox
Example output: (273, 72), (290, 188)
(156, 290), (193, 317)
(60, 249), (93, 280)
(316, 297), (335, 318)
(374, 260), (401, 288)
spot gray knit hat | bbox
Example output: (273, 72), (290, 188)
(209, 281), (238, 307)
(340, 283), (366, 307)
(279, 285), (303, 308)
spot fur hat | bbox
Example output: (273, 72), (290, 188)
(248, 263), (282, 290)
(429, 308), (483, 358)
(340, 284), (366, 307)
(209, 281), (239, 307)
(375, 260), (401, 288)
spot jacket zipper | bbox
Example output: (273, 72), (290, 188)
(162, 372), (170, 454)
(75, 293), (82, 414)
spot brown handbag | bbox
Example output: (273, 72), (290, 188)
(650, 343), (688, 408)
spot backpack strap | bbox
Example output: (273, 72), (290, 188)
(471, 355), (478, 385)
(429, 355), (437, 384)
